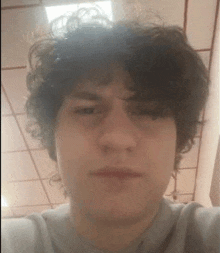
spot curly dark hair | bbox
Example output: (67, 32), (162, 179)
(25, 8), (209, 170)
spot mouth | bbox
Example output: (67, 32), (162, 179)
(90, 167), (143, 179)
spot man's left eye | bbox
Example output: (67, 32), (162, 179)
(74, 107), (99, 115)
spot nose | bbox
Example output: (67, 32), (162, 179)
(98, 104), (138, 154)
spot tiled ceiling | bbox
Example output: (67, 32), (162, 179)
(1, 0), (219, 218)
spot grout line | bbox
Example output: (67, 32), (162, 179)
(1, 85), (53, 209)
(193, 124), (203, 201)
(173, 170), (177, 200)
(1, 66), (27, 70)
(10, 203), (67, 208)
(183, 0), (189, 33)
(2, 148), (46, 154)
(195, 48), (211, 52)
(11, 204), (53, 208)
(2, 215), (26, 219)
(178, 167), (197, 170)
(2, 113), (27, 118)
(165, 193), (193, 196)
(2, 150), (28, 153)
(6, 178), (51, 183)
(193, 0), (220, 201)
(1, 4), (41, 11)
(208, 0), (220, 73)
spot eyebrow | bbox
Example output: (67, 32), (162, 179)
(69, 91), (103, 101)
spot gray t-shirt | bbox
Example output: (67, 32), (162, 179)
(2, 198), (220, 253)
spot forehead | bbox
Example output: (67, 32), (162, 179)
(71, 63), (134, 100)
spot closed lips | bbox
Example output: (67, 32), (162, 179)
(94, 172), (142, 178)
(90, 167), (143, 178)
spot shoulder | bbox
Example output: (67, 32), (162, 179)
(164, 198), (220, 253)
(167, 199), (220, 231)
(1, 204), (70, 253)
(184, 203), (220, 251)
(2, 217), (37, 253)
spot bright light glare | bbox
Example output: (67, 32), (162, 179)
(45, 1), (113, 23)
(1, 196), (8, 207)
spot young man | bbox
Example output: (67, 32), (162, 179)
(2, 8), (220, 253)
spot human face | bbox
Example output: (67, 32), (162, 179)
(55, 65), (176, 226)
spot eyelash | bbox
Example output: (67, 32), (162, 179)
(74, 107), (100, 115)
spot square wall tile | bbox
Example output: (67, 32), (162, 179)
(2, 69), (28, 114)
(11, 205), (51, 217)
(1, 207), (14, 218)
(176, 194), (193, 204)
(2, 6), (48, 68)
(164, 195), (176, 202)
(179, 137), (200, 168)
(31, 149), (57, 179)
(2, 0), (40, 8)
(2, 181), (49, 207)
(52, 204), (64, 209)
(1, 89), (12, 116)
(113, 0), (185, 27)
(198, 51), (211, 70)
(186, 0), (216, 49)
(2, 116), (27, 152)
(43, 179), (68, 204)
(176, 169), (196, 194)
(195, 110), (205, 137)
(164, 175), (175, 196)
(2, 151), (39, 182)
(195, 123), (202, 138)
(16, 114), (43, 150)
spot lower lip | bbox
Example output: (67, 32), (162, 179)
(92, 173), (142, 193)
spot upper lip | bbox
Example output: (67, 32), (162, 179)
(90, 166), (144, 177)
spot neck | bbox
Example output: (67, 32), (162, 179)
(69, 203), (159, 252)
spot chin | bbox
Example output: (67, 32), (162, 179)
(84, 201), (158, 227)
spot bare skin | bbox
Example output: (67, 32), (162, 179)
(55, 65), (177, 252)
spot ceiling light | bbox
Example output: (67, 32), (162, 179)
(45, 1), (113, 23)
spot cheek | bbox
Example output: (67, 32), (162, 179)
(55, 125), (92, 160)
(143, 130), (176, 182)
(54, 126), (92, 185)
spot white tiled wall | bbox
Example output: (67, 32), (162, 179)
(2, 152), (39, 182)
(1, 7), (48, 68)
(2, 181), (49, 207)
(2, 116), (27, 152)
(2, 69), (28, 114)
(186, 0), (217, 49)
